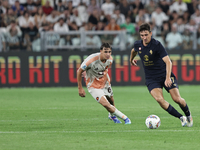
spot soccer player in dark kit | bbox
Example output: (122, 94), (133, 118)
(130, 23), (193, 127)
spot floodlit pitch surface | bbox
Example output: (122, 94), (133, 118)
(0, 86), (199, 150)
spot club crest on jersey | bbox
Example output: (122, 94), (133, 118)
(105, 66), (108, 69)
(150, 50), (153, 55)
(139, 47), (141, 50)
(144, 55), (149, 61)
(96, 97), (99, 101)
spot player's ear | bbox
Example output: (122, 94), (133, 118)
(100, 48), (103, 52)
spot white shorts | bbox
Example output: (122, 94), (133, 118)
(88, 85), (113, 102)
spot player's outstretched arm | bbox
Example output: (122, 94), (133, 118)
(77, 68), (86, 97)
(130, 48), (138, 66)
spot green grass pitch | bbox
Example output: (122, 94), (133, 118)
(0, 85), (200, 150)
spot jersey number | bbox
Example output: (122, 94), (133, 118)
(171, 77), (174, 83)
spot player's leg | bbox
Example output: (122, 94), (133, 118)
(104, 85), (130, 124)
(147, 80), (170, 110)
(106, 96), (131, 124)
(147, 78), (187, 126)
(169, 88), (187, 111)
(106, 95), (114, 106)
(150, 88), (169, 109)
(88, 88), (130, 124)
(99, 96), (115, 113)
(169, 88), (193, 127)
(150, 88), (187, 126)
(99, 96), (131, 124)
(88, 88), (115, 112)
(164, 74), (193, 127)
(106, 96), (116, 120)
(104, 86), (115, 120)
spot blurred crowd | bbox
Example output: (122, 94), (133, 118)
(0, 0), (200, 52)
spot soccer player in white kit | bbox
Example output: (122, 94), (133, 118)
(77, 43), (131, 124)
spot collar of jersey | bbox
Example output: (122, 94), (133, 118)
(99, 54), (107, 64)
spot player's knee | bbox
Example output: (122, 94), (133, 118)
(155, 97), (164, 104)
(100, 100), (112, 109)
(104, 104), (115, 113)
(102, 103), (109, 108)
(173, 97), (184, 104)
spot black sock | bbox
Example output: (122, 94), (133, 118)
(180, 104), (190, 116)
(166, 104), (182, 118)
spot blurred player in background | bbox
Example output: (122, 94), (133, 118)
(77, 42), (131, 124)
(130, 23), (193, 127)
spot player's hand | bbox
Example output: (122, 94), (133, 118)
(81, 71), (86, 78)
(78, 88), (86, 97)
(130, 60), (137, 66)
(165, 78), (172, 87)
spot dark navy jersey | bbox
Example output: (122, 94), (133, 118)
(133, 38), (168, 79)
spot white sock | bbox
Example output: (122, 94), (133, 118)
(111, 108), (128, 120)
(109, 112), (115, 117)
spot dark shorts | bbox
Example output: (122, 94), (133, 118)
(145, 73), (179, 93)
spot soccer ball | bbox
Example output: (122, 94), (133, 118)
(145, 115), (161, 129)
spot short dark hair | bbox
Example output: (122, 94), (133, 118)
(139, 23), (151, 32)
(100, 43), (112, 50)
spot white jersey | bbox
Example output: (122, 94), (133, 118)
(80, 52), (113, 89)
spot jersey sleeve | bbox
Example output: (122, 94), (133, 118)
(80, 55), (92, 71)
(133, 42), (138, 52)
(157, 42), (168, 58)
(80, 53), (99, 71)
(133, 41), (141, 52)
(80, 60), (89, 71)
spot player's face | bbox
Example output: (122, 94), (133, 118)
(100, 47), (112, 61)
(140, 30), (152, 46)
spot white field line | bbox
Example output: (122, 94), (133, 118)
(0, 107), (71, 110)
(0, 118), (101, 122)
(0, 115), (197, 122)
(0, 106), (149, 110)
(0, 116), (187, 122)
(0, 130), (199, 134)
